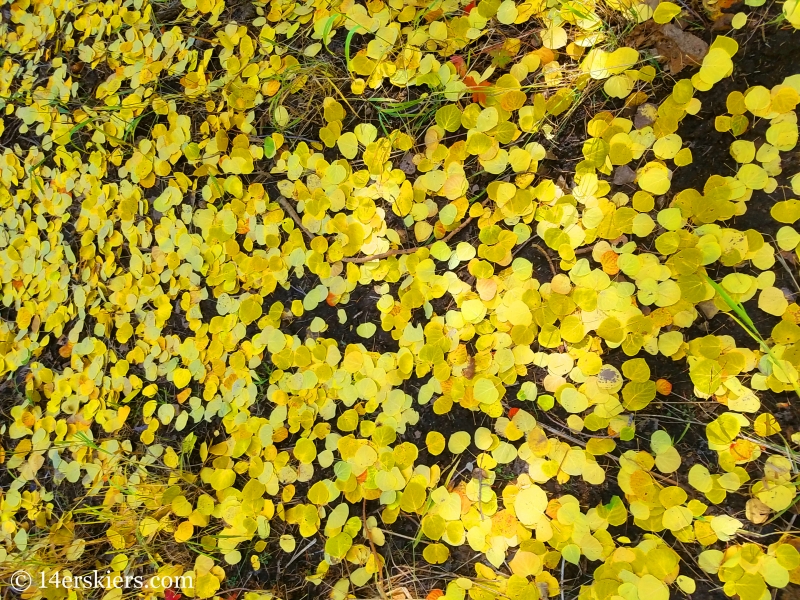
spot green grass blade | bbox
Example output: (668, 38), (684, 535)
(707, 276), (800, 399)
(705, 275), (756, 331)
(344, 24), (364, 72)
(321, 13), (341, 54)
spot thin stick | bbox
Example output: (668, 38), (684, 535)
(377, 528), (426, 542)
(532, 243), (556, 276)
(341, 246), (420, 263)
(283, 538), (316, 571)
(536, 421), (686, 490)
(442, 199), (490, 243)
(775, 249), (800, 294)
(276, 196), (314, 239)
(514, 238), (595, 268)
(342, 200), (490, 263)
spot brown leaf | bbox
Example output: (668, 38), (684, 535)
(631, 22), (710, 75)
(697, 300), (720, 320)
(711, 13), (734, 32)
(614, 165), (637, 185)
(655, 24), (709, 74)
(398, 153), (416, 176)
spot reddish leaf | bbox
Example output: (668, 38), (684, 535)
(450, 55), (467, 78)
(464, 76), (491, 104)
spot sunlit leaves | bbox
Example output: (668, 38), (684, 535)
(356, 323), (377, 338)
(638, 161), (672, 194)
(280, 535), (296, 553)
(4, 2), (800, 599)
(447, 431), (472, 454)
(706, 414), (741, 447)
(513, 484), (547, 527)
(772, 199), (800, 223)
(690, 359), (723, 395)
(422, 543), (450, 564)
(399, 478), (428, 514)
(426, 432), (446, 455)
(650, 431), (681, 473)
(653, 1), (682, 23)
(754, 413), (781, 436)
(325, 533), (353, 559)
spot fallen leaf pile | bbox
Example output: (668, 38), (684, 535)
(1, 0), (800, 599)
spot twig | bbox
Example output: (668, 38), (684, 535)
(342, 200), (490, 263)
(672, 0), (706, 23)
(442, 199), (489, 243)
(283, 538), (316, 571)
(775, 249), (800, 294)
(532, 243), (556, 276)
(537, 421), (608, 448)
(377, 528), (426, 542)
(477, 29), (540, 55)
(276, 196), (314, 240)
(537, 421), (687, 490)
(341, 246), (420, 263)
(514, 237), (597, 273)
(737, 525), (800, 538)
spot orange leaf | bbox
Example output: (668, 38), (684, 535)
(600, 251), (619, 275)
(464, 76), (491, 105)
(532, 47), (556, 65)
(730, 439), (758, 461)
(265, 80), (281, 97)
(426, 590), (444, 600)
(655, 379), (672, 395)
